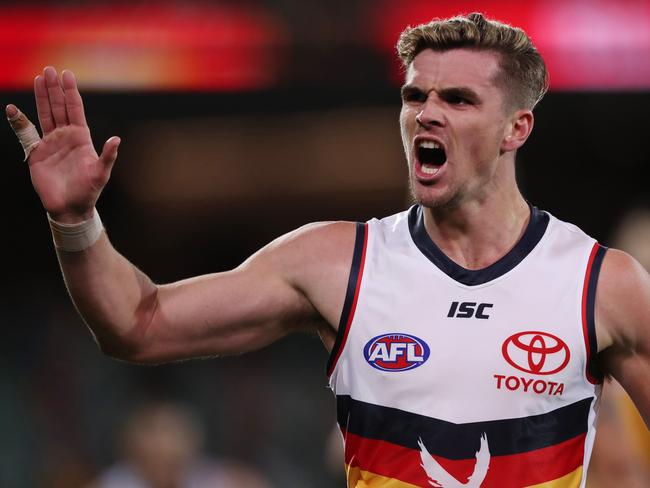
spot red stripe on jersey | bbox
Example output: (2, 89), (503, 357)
(581, 243), (599, 384)
(341, 429), (586, 488)
(328, 223), (368, 376)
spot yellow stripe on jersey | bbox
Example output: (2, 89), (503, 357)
(346, 465), (421, 488)
(524, 466), (583, 488)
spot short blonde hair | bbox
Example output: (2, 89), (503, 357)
(397, 12), (548, 110)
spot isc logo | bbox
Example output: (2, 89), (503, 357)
(447, 301), (493, 319)
(363, 333), (430, 372)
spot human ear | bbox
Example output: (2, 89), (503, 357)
(502, 110), (534, 152)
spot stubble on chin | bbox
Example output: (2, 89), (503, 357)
(408, 177), (462, 211)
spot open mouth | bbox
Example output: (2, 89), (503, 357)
(416, 140), (447, 176)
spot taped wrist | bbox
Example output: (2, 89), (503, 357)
(48, 208), (104, 252)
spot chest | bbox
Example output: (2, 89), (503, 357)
(332, 243), (594, 422)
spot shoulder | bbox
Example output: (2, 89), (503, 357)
(256, 220), (358, 267)
(596, 249), (650, 422)
(258, 221), (361, 332)
(596, 248), (650, 353)
(273, 207), (412, 269)
(240, 220), (359, 291)
(541, 209), (593, 244)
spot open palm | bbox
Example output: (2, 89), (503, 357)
(7, 67), (120, 223)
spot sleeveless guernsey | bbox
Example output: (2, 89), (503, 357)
(327, 205), (607, 488)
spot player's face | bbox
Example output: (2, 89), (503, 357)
(400, 48), (515, 209)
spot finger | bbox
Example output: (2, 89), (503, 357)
(98, 136), (121, 171)
(5, 104), (19, 120)
(7, 104), (38, 134)
(34, 74), (55, 135)
(6, 104), (42, 161)
(44, 66), (69, 128)
(61, 70), (87, 127)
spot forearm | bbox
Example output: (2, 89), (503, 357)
(56, 231), (158, 358)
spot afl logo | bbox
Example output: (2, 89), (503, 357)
(502, 331), (570, 375)
(364, 333), (430, 372)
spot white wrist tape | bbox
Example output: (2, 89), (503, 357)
(48, 208), (104, 252)
(8, 108), (41, 161)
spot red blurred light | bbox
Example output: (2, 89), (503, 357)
(0, 3), (287, 91)
(370, 0), (650, 90)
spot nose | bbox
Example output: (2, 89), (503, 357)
(415, 98), (444, 129)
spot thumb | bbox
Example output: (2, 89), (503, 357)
(7, 104), (42, 161)
(99, 136), (121, 169)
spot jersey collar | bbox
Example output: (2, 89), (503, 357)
(408, 204), (549, 286)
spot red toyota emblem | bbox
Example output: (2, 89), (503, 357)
(502, 331), (570, 375)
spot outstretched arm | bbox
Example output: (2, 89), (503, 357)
(597, 249), (650, 427)
(7, 67), (353, 364)
(57, 220), (349, 364)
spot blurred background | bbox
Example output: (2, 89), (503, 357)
(1, 0), (649, 487)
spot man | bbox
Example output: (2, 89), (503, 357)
(7, 12), (650, 488)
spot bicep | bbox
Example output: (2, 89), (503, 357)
(128, 252), (317, 364)
(121, 220), (356, 364)
(597, 250), (650, 427)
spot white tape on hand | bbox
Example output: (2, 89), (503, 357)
(8, 109), (41, 161)
(48, 208), (104, 252)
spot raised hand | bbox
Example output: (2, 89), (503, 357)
(7, 67), (120, 223)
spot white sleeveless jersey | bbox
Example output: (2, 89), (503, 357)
(327, 205), (607, 488)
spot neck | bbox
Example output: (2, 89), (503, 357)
(422, 188), (530, 270)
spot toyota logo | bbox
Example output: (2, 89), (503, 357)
(502, 331), (570, 375)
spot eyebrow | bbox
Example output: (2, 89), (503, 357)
(440, 87), (481, 103)
(400, 84), (422, 98)
(400, 84), (482, 103)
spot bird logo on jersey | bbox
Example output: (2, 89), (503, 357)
(418, 434), (490, 488)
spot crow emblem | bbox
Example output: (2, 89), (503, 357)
(418, 433), (490, 488)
